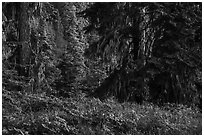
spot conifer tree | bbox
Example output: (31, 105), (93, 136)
(80, 2), (202, 105)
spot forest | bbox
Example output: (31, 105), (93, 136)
(2, 2), (202, 135)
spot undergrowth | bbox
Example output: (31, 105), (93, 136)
(2, 89), (202, 135)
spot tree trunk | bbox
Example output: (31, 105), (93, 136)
(18, 3), (31, 76)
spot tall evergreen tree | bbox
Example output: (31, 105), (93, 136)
(51, 2), (89, 97)
(80, 2), (202, 106)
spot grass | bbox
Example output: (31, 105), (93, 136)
(2, 89), (202, 135)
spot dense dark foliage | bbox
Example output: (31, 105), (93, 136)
(2, 2), (202, 135)
(80, 2), (202, 107)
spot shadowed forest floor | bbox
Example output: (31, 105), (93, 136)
(2, 89), (202, 135)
